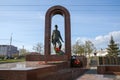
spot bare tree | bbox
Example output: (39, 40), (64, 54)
(19, 48), (28, 56)
(84, 40), (96, 58)
(72, 40), (85, 55)
(84, 40), (96, 67)
(33, 42), (43, 54)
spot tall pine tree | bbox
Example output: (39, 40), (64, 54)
(107, 36), (120, 56)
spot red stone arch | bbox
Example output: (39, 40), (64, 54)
(44, 5), (71, 61)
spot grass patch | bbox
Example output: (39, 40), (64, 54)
(0, 58), (25, 64)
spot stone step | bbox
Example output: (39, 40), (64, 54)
(38, 68), (87, 80)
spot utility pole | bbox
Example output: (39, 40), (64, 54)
(8, 33), (13, 57)
(10, 33), (13, 45)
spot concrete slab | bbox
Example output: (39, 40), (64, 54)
(0, 61), (52, 70)
(76, 67), (120, 80)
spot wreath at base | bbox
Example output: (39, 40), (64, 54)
(54, 47), (64, 55)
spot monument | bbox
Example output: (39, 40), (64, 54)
(44, 5), (71, 61)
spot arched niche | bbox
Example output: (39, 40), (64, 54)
(51, 14), (64, 54)
(44, 5), (71, 61)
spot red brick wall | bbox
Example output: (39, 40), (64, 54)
(97, 65), (120, 75)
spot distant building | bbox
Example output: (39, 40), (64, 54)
(96, 49), (108, 56)
(0, 45), (19, 57)
(82, 49), (109, 57)
(89, 49), (108, 57)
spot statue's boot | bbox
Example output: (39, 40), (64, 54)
(59, 45), (62, 50)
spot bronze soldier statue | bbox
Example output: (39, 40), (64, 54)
(52, 25), (64, 50)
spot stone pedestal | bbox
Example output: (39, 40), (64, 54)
(26, 54), (69, 61)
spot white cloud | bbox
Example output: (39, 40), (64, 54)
(75, 31), (120, 49)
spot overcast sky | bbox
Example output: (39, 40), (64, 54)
(0, 0), (120, 51)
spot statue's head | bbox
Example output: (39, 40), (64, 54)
(55, 25), (58, 30)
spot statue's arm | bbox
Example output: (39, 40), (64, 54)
(51, 31), (54, 42)
(59, 32), (64, 42)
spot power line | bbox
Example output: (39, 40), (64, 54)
(0, 39), (9, 40)
(0, 38), (23, 43)
(0, 10), (120, 12)
(0, 4), (120, 6)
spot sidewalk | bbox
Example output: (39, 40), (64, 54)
(76, 67), (120, 80)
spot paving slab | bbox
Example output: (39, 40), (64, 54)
(76, 67), (120, 80)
